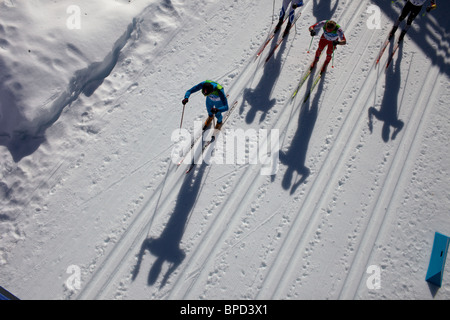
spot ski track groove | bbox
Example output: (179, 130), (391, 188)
(73, 0), (231, 299)
(165, 2), (328, 297)
(337, 63), (443, 299)
(169, 0), (385, 299)
(72, 0), (442, 300)
(75, 162), (177, 299)
(170, 0), (377, 299)
(254, 1), (376, 299)
(75, 0), (283, 299)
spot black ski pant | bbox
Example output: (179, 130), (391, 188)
(395, 1), (423, 31)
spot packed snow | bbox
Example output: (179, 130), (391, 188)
(1, 0), (449, 300)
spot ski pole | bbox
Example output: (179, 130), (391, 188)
(307, 36), (314, 53)
(180, 104), (185, 132)
(272, 0), (276, 25)
(332, 44), (336, 68)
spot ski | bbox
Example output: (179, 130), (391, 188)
(176, 125), (207, 167)
(265, 11), (302, 64)
(291, 66), (313, 100)
(185, 130), (218, 174)
(385, 39), (401, 69)
(375, 36), (391, 66)
(254, 16), (289, 61)
(302, 64), (326, 104)
(292, 51), (326, 100)
(185, 100), (238, 174)
(176, 95), (231, 167)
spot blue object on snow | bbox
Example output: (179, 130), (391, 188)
(426, 232), (450, 287)
(0, 286), (19, 300)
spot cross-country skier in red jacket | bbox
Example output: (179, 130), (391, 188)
(309, 20), (347, 73)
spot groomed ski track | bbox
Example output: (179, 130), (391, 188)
(78, 0), (447, 300)
(5, 0), (447, 300)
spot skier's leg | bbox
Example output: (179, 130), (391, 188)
(288, 8), (296, 24)
(390, 1), (414, 37)
(213, 100), (224, 123)
(203, 98), (215, 129)
(398, 1), (415, 23)
(206, 97), (214, 117)
(313, 35), (327, 66)
(401, 4), (422, 39)
(276, 0), (290, 32)
(322, 41), (334, 71)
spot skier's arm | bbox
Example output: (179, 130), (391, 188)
(184, 82), (204, 100)
(309, 20), (326, 36)
(335, 29), (347, 45)
(182, 81), (205, 105)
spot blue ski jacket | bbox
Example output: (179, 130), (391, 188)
(184, 80), (229, 113)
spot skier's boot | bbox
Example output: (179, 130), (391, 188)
(215, 121), (223, 130)
(203, 116), (214, 131)
(388, 26), (398, 40)
(274, 18), (283, 33)
(398, 29), (407, 42)
(310, 57), (319, 70)
(283, 21), (292, 38)
(321, 62), (329, 74)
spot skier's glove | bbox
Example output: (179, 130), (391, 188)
(211, 108), (219, 114)
(182, 98), (189, 105)
(309, 28), (316, 37)
(333, 40), (340, 46)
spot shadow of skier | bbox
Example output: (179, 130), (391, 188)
(131, 163), (207, 288)
(369, 42), (404, 142)
(280, 70), (326, 194)
(372, 0), (450, 79)
(240, 30), (289, 124)
(312, 0), (339, 20)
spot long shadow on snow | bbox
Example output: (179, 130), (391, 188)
(373, 0), (450, 78)
(0, 56), (47, 160)
(369, 42), (404, 142)
(240, 31), (288, 124)
(131, 163), (207, 288)
(0, 19), (137, 162)
(312, 0), (339, 21)
(280, 70), (326, 194)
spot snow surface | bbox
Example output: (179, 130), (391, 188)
(1, 0), (449, 300)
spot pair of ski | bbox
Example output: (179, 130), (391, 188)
(291, 59), (326, 104)
(255, 10), (303, 64)
(375, 33), (402, 69)
(178, 100), (238, 174)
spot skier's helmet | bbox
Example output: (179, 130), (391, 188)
(202, 82), (214, 96)
(325, 20), (336, 32)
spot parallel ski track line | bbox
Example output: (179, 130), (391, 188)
(74, 0), (236, 300)
(75, 162), (182, 299)
(253, 1), (378, 299)
(66, 3), (195, 298)
(167, 3), (382, 298)
(76, 0), (377, 300)
(164, 0), (318, 299)
(75, 0), (294, 299)
(337, 63), (443, 299)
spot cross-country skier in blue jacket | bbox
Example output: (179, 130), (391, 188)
(182, 80), (229, 130)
